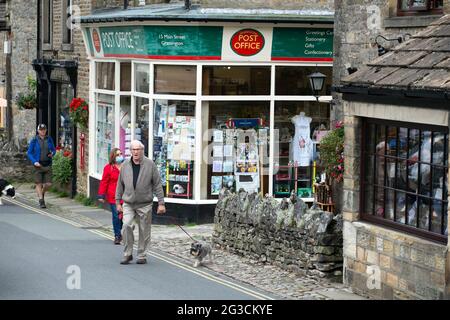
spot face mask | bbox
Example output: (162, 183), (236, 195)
(115, 156), (124, 164)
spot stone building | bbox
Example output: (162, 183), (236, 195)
(335, 10), (450, 299)
(32, 0), (164, 195)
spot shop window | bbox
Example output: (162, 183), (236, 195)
(275, 66), (332, 96)
(96, 62), (115, 91)
(134, 63), (150, 93)
(397, 0), (443, 16)
(154, 65), (196, 95)
(62, 0), (72, 46)
(135, 97), (150, 157)
(42, 0), (52, 48)
(273, 101), (330, 199)
(202, 101), (270, 199)
(202, 66), (270, 95)
(119, 96), (131, 158)
(120, 62), (132, 92)
(153, 100), (196, 199)
(96, 94), (115, 175)
(56, 83), (74, 154)
(362, 119), (448, 243)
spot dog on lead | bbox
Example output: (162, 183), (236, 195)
(0, 179), (16, 205)
(190, 241), (213, 268)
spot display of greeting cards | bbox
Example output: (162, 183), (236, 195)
(222, 175), (235, 189)
(223, 160), (233, 173)
(224, 145), (234, 158)
(213, 160), (223, 173)
(213, 145), (223, 158)
(211, 176), (223, 195)
(213, 130), (223, 143)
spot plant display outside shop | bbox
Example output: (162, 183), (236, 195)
(69, 97), (89, 130)
(16, 75), (37, 110)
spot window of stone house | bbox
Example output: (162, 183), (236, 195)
(62, 0), (72, 45)
(397, 0), (443, 16)
(361, 119), (448, 243)
(42, 0), (52, 47)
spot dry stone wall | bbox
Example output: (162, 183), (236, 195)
(213, 190), (343, 279)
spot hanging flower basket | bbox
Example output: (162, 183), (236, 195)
(69, 97), (89, 130)
(16, 75), (37, 110)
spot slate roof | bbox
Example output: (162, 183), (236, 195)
(79, 3), (334, 24)
(341, 14), (450, 96)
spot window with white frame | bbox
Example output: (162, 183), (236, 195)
(91, 60), (333, 202)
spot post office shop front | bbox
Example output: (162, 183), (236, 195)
(81, 13), (334, 222)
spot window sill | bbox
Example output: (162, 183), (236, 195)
(61, 43), (74, 52)
(384, 15), (443, 28)
(42, 43), (53, 51)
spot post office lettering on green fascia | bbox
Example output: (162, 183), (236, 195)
(102, 31), (135, 49)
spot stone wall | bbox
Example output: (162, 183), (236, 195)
(10, 0), (37, 143)
(213, 190), (343, 279)
(0, 139), (33, 181)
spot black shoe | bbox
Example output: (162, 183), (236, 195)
(114, 237), (121, 245)
(39, 199), (46, 209)
(136, 258), (147, 264)
(120, 255), (133, 265)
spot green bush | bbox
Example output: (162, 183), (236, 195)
(319, 123), (344, 182)
(75, 193), (95, 207)
(16, 75), (37, 110)
(52, 151), (72, 185)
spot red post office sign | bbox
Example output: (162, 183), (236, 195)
(230, 29), (265, 56)
(92, 29), (102, 53)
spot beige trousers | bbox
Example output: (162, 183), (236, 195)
(121, 203), (152, 259)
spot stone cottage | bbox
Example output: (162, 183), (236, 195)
(337, 14), (450, 300)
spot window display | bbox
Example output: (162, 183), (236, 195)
(205, 102), (270, 199)
(362, 120), (448, 238)
(153, 99), (196, 198)
(135, 97), (149, 156)
(273, 102), (330, 198)
(96, 62), (115, 91)
(56, 83), (74, 153)
(119, 96), (131, 157)
(96, 94), (115, 174)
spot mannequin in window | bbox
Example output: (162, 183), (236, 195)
(291, 112), (313, 166)
(119, 110), (130, 156)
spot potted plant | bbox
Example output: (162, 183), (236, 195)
(52, 150), (73, 194)
(69, 97), (89, 130)
(16, 75), (37, 110)
(317, 121), (344, 213)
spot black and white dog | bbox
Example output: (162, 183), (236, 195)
(190, 241), (213, 267)
(0, 179), (16, 205)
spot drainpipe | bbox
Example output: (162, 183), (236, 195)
(185, 0), (191, 10)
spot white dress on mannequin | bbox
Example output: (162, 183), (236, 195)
(291, 112), (313, 166)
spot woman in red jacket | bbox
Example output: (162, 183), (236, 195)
(97, 148), (124, 244)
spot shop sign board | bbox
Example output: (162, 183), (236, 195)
(83, 25), (333, 62)
(272, 28), (334, 62)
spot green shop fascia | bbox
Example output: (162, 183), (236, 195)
(80, 10), (334, 222)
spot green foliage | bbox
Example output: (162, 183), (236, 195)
(75, 193), (95, 207)
(319, 124), (344, 182)
(16, 75), (38, 110)
(52, 151), (72, 185)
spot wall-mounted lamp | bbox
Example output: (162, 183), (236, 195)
(375, 34), (411, 56)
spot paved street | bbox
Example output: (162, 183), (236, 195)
(0, 201), (276, 300)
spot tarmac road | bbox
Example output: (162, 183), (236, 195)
(0, 200), (276, 300)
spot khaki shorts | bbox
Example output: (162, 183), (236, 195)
(34, 165), (52, 184)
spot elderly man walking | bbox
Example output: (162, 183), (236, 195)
(116, 140), (166, 264)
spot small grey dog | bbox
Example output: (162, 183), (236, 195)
(190, 242), (213, 267)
